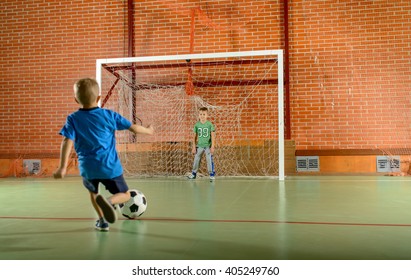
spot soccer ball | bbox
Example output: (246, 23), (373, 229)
(120, 189), (147, 219)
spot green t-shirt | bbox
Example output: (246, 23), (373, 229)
(194, 121), (215, 148)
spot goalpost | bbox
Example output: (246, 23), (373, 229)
(96, 50), (284, 180)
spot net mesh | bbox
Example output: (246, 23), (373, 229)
(100, 54), (280, 177)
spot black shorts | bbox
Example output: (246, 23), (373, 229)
(82, 174), (129, 194)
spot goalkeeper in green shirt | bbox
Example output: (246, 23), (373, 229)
(188, 107), (216, 181)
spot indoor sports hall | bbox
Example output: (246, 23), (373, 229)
(1, 0), (411, 262)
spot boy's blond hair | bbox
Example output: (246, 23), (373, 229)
(74, 78), (99, 106)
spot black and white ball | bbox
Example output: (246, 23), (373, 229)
(120, 189), (147, 219)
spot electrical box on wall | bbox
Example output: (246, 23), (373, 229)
(376, 156), (400, 173)
(23, 160), (41, 175)
(296, 156), (319, 172)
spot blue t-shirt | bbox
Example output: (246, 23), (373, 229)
(59, 107), (131, 180)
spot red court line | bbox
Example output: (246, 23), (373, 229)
(0, 216), (410, 227)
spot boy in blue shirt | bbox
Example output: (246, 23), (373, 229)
(53, 78), (154, 231)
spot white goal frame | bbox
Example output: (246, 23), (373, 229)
(96, 50), (284, 180)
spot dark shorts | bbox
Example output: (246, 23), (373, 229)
(82, 174), (129, 194)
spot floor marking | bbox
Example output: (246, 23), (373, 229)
(1, 216), (410, 227)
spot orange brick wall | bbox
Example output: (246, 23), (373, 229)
(289, 0), (411, 151)
(0, 0), (127, 157)
(0, 0), (410, 175)
(134, 0), (282, 55)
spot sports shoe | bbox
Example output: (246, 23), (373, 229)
(96, 195), (117, 224)
(187, 173), (196, 179)
(209, 172), (215, 181)
(95, 218), (109, 231)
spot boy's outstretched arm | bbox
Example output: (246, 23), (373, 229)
(192, 133), (198, 154)
(53, 137), (74, 179)
(210, 131), (216, 154)
(128, 124), (154, 135)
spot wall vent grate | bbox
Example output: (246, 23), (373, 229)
(296, 156), (319, 172)
(23, 159), (41, 175)
(376, 156), (400, 173)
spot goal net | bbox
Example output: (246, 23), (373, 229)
(96, 50), (284, 179)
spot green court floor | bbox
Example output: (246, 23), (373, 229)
(1, 176), (411, 260)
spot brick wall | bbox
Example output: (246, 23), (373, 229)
(134, 0), (283, 55)
(0, 0), (127, 157)
(0, 0), (410, 176)
(289, 0), (411, 150)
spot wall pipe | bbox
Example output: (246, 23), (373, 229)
(283, 0), (291, 140)
(128, 0), (137, 129)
